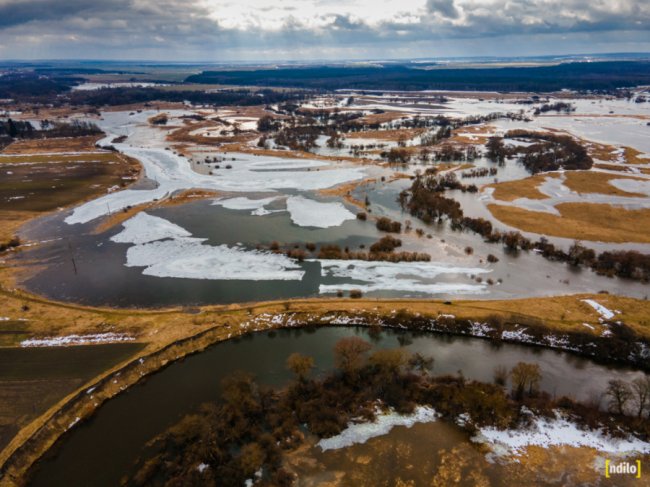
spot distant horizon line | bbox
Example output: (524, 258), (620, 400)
(0, 51), (649, 66)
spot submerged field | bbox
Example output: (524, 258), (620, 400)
(1, 84), (650, 486)
(0, 144), (139, 243)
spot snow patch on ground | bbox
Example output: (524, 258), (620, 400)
(21, 333), (135, 347)
(317, 406), (438, 451)
(318, 260), (489, 294)
(582, 299), (615, 320)
(609, 178), (650, 196)
(501, 328), (535, 342)
(286, 196), (355, 228)
(473, 412), (650, 457)
(110, 212), (191, 244)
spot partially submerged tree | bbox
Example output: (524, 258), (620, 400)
(334, 336), (372, 373)
(408, 353), (434, 376)
(286, 353), (314, 382)
(606, 379), (633, 415)
(631, 376), (650, 418)
(510, 362), (542, 399)
(369, 348), (408, 375)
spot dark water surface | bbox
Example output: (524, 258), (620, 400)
(27, 326), (646, 487)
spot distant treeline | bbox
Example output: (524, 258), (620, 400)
(0, 119), (102, 148)
(0, 73), (81, 100)
(0, 71), (307, 107)
(186, 61), (650, 92)
(66, 87), (306, 107)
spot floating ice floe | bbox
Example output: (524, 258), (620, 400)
(110, 212), (191, 244)
(113, 213), (305, 281)
(21, 332), (135, 347)
(286, 196), (356, 228)
(245, 159), (328, 170)
(473, 412), (650, 457)
(318, 260), (489, 294)
(581, 299), (615, 320)
(212, 196), (279, 216)
(125, 238), (305, 281)
(317, 406), (438, 451)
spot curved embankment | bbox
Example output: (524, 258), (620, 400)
(0, 291), (649, 486)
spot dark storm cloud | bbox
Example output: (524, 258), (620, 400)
(0, 0), (110, 28)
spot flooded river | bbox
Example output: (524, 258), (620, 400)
(27, 326), (647, 487)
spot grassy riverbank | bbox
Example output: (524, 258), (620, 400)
(0, 274), (649, 485)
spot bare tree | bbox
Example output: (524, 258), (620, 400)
(408, 352), (434, 376)
(606, 379), (633, 415)
(369, 348), (408, 375)
(631, 376), (650, 418)
(286, 353), (314, 382)
(510, 362), (542, 399)
(334, 336), (372, 373)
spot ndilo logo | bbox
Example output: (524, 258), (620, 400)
(605, 459), (642, 479)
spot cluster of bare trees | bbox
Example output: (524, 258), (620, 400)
(605, 377), (650, 417)
(126, 328), (649, 487)
(486, 131), (593, 173)
(399, 171), (650, 282)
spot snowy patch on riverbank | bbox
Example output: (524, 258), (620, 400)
(286, 196), (355, 228)
(317, 406), (438, 451)
(582, 299), (615, 320)
(473, 411), (650, 457)
(110, 212), (191, 244)
(21, 333), (135, 347)
(318, 260), (489, 294)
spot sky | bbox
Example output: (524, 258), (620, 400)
(0, 0), (648, 61)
